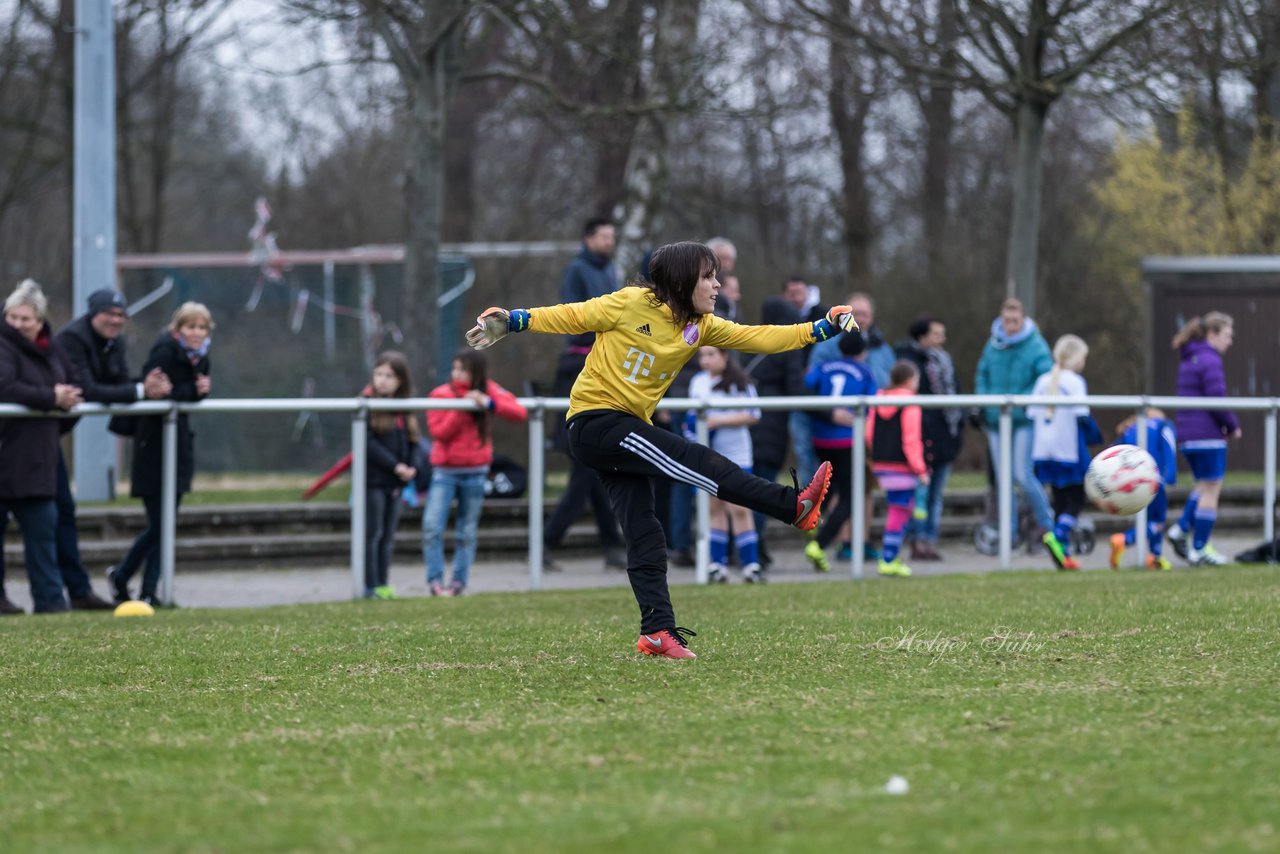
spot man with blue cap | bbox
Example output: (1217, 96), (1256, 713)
(49, 288), (171, 608)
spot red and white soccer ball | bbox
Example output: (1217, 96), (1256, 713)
(1085, 444), (1161, 515)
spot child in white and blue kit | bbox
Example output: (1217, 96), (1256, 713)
(687, 346), (763, 583)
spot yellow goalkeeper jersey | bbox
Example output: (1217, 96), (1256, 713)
(529, 286), (818, 423)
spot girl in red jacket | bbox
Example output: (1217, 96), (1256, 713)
(423, 349), (527, 596)
(865, 360), (930, 578)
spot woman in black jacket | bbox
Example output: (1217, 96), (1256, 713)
(108, 302), (212, 606)
(0, 280), (83, 613)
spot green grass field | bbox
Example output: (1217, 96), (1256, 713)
(3, 568), (1278, 852)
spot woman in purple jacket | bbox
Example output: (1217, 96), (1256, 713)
(1166, 312), (1240, 566)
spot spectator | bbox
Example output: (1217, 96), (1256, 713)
(974, 297), (1056, 546)
(687, 345), (763, 583)
(895, 314), (963, 560)
(746, 296), (807, 566)
(1166, 312), (1240, 566)
(424, 349), (527, 597)
(361, 352), (420, 600)
(543, 217), (627, 571)
(1027, 335), (1102, 571)
(865, 360), (929, 578)
(53, 288), (172, 610)
(717, 273), (741, 323)
(809, 292), (893, 388)
(107, 302), (212, 607)
(0, 279), (84, 614)
(802, 330), (877, 573)
(668, 236), (739, 562)
(1109, 408), (1178, 571)
(783, 276), (825, 483)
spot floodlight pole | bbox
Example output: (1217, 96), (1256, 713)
(72, 0), (117, 501)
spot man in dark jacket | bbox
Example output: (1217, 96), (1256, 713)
(544, 218), (626, 571)
(746, 296), (807, 566)
(51, 289), (171, 609)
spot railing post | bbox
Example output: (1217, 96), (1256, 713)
(1135, 405), (1150, 567)
(998, 403), (1013, 571)
(158, 404), (178, 606)
(852, 402), (867, 580)
(1266, 404), (1277, 545)
(349, 404), (367, 599)
(528, 401), (545, 591)
(694, 403), (710, 585)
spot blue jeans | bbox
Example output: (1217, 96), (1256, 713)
(987, 427), (1055, 532)
(117, 494), (184, 601)
(906, 462), (951, 544)
(788, 412), (819, 483)
(3, 498), (66, 612)
(422, 470), (487, 588)
(55, 452), (94, 598)
(668, 482), (693, 550)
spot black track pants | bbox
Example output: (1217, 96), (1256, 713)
(568, 409), (798, 633)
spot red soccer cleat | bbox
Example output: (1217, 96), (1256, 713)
(636, 627), (698, 659)
(793, 461), (833, 532)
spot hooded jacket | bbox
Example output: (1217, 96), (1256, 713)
(864, 387), (927, 477)
(558, 246), (619, 350)
(1174, 339), (1240, 443)
(974, 316), (1053, 429)
(427, 379), (526, 468)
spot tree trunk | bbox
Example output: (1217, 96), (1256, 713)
(611, 0), (700, 281)
(828, 33), (873, 293)
(920, 1), (957, 286)
(1006, 97), (1048, 317)
(403, 73), (448, 382)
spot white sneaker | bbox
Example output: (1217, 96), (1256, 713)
(742, 563), (764, 584)
(708, 563), (730, 584)
(1166, 524), (1189, 559)
(1187, 543), (1229, 566)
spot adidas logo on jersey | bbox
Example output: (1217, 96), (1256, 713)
(635, 323), (652, 336)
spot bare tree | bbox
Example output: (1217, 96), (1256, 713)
(793, 0), (1186, 317)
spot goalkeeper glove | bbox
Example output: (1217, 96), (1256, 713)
(810, 304), (860, 341)
(465, 307), (530, 350)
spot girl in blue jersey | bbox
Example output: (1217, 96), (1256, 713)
(1108, 408), (1178, 571)
(801, 330), (877, 572)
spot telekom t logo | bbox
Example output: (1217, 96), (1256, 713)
(622, 347), (656, 384)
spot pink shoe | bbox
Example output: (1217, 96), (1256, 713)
(636, 627), (698, 659)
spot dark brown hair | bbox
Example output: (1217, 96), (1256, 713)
(452, 348), (491, 443)
(368, 351), (421, 441)
(702, 346), (753, 394)
(889, 359), (920, 388)
(1172, 312), (1233, 349)
(643, 241), (719, 328)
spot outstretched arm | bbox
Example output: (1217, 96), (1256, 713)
(702, 305), (858, 354)
(466, 289), (632, 350)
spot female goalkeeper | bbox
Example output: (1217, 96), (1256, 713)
(467, 241), (856, 659)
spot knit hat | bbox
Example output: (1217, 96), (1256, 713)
(88, 288), (128, 317)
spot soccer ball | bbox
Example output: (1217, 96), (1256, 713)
(1085, 444), (1160, 515)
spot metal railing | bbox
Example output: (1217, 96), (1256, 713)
(2, 393), (1275, 603)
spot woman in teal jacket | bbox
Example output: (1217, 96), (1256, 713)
(974, 298), (1055, 541)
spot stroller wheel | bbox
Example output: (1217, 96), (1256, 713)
(973, 523), (1000, 556)
(1072, 517), (1097, 555)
